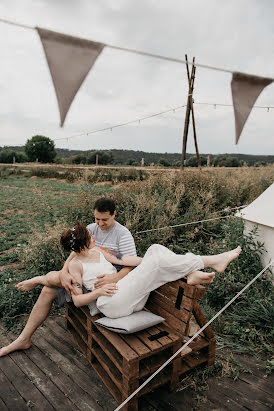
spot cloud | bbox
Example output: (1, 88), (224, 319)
(0, 0), (273, 154)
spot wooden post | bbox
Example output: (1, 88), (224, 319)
(96, 154), (99, 166)
(187, 64), (201, 169)
(181, 55), (194, 169)
(181, 56), (201, 170)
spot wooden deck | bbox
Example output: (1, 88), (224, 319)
(0, 315), (273, 411)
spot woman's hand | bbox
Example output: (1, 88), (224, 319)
(96, 283), (118, 297)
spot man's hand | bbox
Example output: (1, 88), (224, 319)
(59, 269), (77, 296)
(94, 273), (118, 289)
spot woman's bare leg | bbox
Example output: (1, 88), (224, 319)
(0, 286), (57, 357)
(201, 246), (241, 273)
(16, 271), (62, 292)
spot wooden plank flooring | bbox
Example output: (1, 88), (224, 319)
(0, 316), (273, 410)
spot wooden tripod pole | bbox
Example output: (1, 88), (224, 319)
(181, 56), (201, 169)
(187, 66), (201, 169)
(181, 55), (194, 169)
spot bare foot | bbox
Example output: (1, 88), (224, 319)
(16, 278), (40, 292)
(210, 246), (242, 273)
(0, 337), (32, 357)
(187, 271), (215, 286)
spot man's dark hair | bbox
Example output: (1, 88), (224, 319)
(93, 197), (116, 215)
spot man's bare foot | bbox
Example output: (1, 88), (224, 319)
(16, 277), (40, 292)
(0, 337), (32, 357)
(187, 271), (215, 286)
(207, 246), (242, 273)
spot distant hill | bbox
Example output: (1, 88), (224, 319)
(1, 146), (274, 166)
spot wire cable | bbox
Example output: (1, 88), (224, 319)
(0, 17), (273, 79)
(114, 261), (273, 410)
(134, 205), (247, 234)
(195, 102), (274, 109)
(53, 104), (186, 142)
(53, 99), (273, 143)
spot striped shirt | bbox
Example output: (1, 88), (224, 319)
(87, 221), (137, 257)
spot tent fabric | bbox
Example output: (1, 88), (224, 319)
(36, 27), (104, 126)
(238, 183), (274, 228)
(231, 72), (273, 144)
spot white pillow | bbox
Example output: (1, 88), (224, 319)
(95, 310), (164, 334)
(88, 301), (100, 316)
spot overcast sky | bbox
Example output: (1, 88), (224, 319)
(0, 0), (273, 155)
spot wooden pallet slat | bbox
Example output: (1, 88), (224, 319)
(145, 324), (180, 348)
(145, 300), (188, 334)
(92, 320), (139, 361)
(92, 359), (122, 404)
(193, 300), (215, 339)
(154, 285), (195, 312)
(90, 344), (123, 390)
(92, 329), (123, 372)
(149, 291), (191, 323)
(136, 328), (163, 351)
(139, 347), (174, 378)
(120, 334), (151, 358)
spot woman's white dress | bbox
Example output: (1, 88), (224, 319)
(80, 244), (204, 318)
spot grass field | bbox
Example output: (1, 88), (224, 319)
(0, 167), (273, 379)
(0, 175), (111, 256)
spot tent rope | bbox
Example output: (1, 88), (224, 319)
(134, 205), (247, 234)
(114, 261), (273, 410)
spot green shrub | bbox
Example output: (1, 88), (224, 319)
(0, 269), (41, 330)
(201, 219), (273, 354)
(0, 150), (27, 163)
(21, 225), (68, 274)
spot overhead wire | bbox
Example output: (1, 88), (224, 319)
(3, 96), (273, 148)
(53, 100), (272, 143)
(195, 102), (274, 109)
(0, 17), (273, 79)
(5, 97), (273, 148)
(53, 104), (187, 142)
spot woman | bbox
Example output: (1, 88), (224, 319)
(16, 223), (241, 318)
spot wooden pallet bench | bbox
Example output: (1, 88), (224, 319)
(65, 279), (216, 410)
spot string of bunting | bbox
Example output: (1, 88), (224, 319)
(54, 104), (187, 141)
(1, 17), (273, 144)
(53, 102), (272, 143)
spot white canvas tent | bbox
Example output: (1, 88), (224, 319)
(237, 183), (274, 273)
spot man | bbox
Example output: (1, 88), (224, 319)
(60, 197), (136, 294)
(0, 197), (136, 357)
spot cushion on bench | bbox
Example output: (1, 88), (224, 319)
(95, 310), (164, 334)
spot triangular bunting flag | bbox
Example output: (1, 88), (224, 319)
(231, 72), (273, 144)
(36, 27), (105, 126)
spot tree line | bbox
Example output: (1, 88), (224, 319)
(1, 135), (274, 167)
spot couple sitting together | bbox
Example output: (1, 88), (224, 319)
(0, 197), (241, 357)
